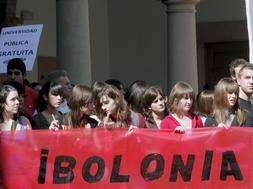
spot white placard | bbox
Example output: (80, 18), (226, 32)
(0, 24), (43, 73)
(246, 0), (253, 63)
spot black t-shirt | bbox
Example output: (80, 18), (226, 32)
(239, 98), (253, 113)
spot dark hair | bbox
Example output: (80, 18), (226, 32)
(92, 81), (107, 97)
(46, 70), (68, 83)
(92, 81), (108, 115)
(125, 80), (148, 113)
(36, 81), (63, 112)
(202, 82), (216, 91)
(196, 90), (214, 117)
(7, 58), (26, 75)
(105, 79), (124, 91)
(0, 85), (18, 123)
(142, 86), (168, 124)
(29, 82), (41, 90)
(23, 79), (30, 86)
(2, 80), (24, 95)
(68, 85), (94, 127)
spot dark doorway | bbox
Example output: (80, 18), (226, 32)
(205, 41), (249, 84)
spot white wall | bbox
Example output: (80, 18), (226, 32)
(107, 0), (167, 91)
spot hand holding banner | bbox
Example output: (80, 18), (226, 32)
(0, 128), (251, 188)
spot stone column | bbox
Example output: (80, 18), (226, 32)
(162, 0), (199, 92)
(56, 0), (92, 86)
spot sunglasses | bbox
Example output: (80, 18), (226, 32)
(7, 71), (22, 76)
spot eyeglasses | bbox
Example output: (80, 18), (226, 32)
(7, 71), (22, 76)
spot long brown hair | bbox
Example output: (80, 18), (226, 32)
(213, 77), (245, 125)
(168, 82), (195, 116)
(0, 85), (18, 123)
(196, 90), (214, 117)
(68, 85), (93, 128)
(98, 85), (130, 128)
(142, 86), (168, 124)
(91, 81), (107, 116)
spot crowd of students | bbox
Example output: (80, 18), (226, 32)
(1, 57), (253, 132)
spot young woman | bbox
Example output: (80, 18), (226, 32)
(205, 77), (253, 127)
(3, 81), (27, 117)
(196, 90), (214, 123)
(97, 85), (131, 128)
(160, 82), (203, 132)
(91, 81), (107, 115)
(125, 80), (148, 114)
(32, 81), (64, 130)
(124, 80), (148, 128)
(63, 84), (98, 128)
(142, 86), (169, 128)
(0, 85), (31, 131)
(97, 85), (134, 128)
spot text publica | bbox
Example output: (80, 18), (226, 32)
(4, 40), (29, 46)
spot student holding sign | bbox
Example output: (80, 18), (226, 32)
(160, 82), (203, 132)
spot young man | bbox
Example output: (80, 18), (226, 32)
(229, 58), (248, 82)
(237, 63), (253, 112)
(46, 70), (73, 114)
(6, 58), (38, 118)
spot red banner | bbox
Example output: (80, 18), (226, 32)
(0, 127), (252, 188)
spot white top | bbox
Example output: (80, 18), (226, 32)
(0, 116), (31, 131)
(172, 113), (192, 130)
(224, 114), (235, 126)
(58, 98), (70, 114)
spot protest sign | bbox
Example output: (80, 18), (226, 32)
(246, 0), (253, 62)
(0, 24), (43, 73)
(0, 128), (251, 188)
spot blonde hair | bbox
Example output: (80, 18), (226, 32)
(168, 82), (195, 116)
(213, 77), (245, 125)
(238, 63), (253, 78)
